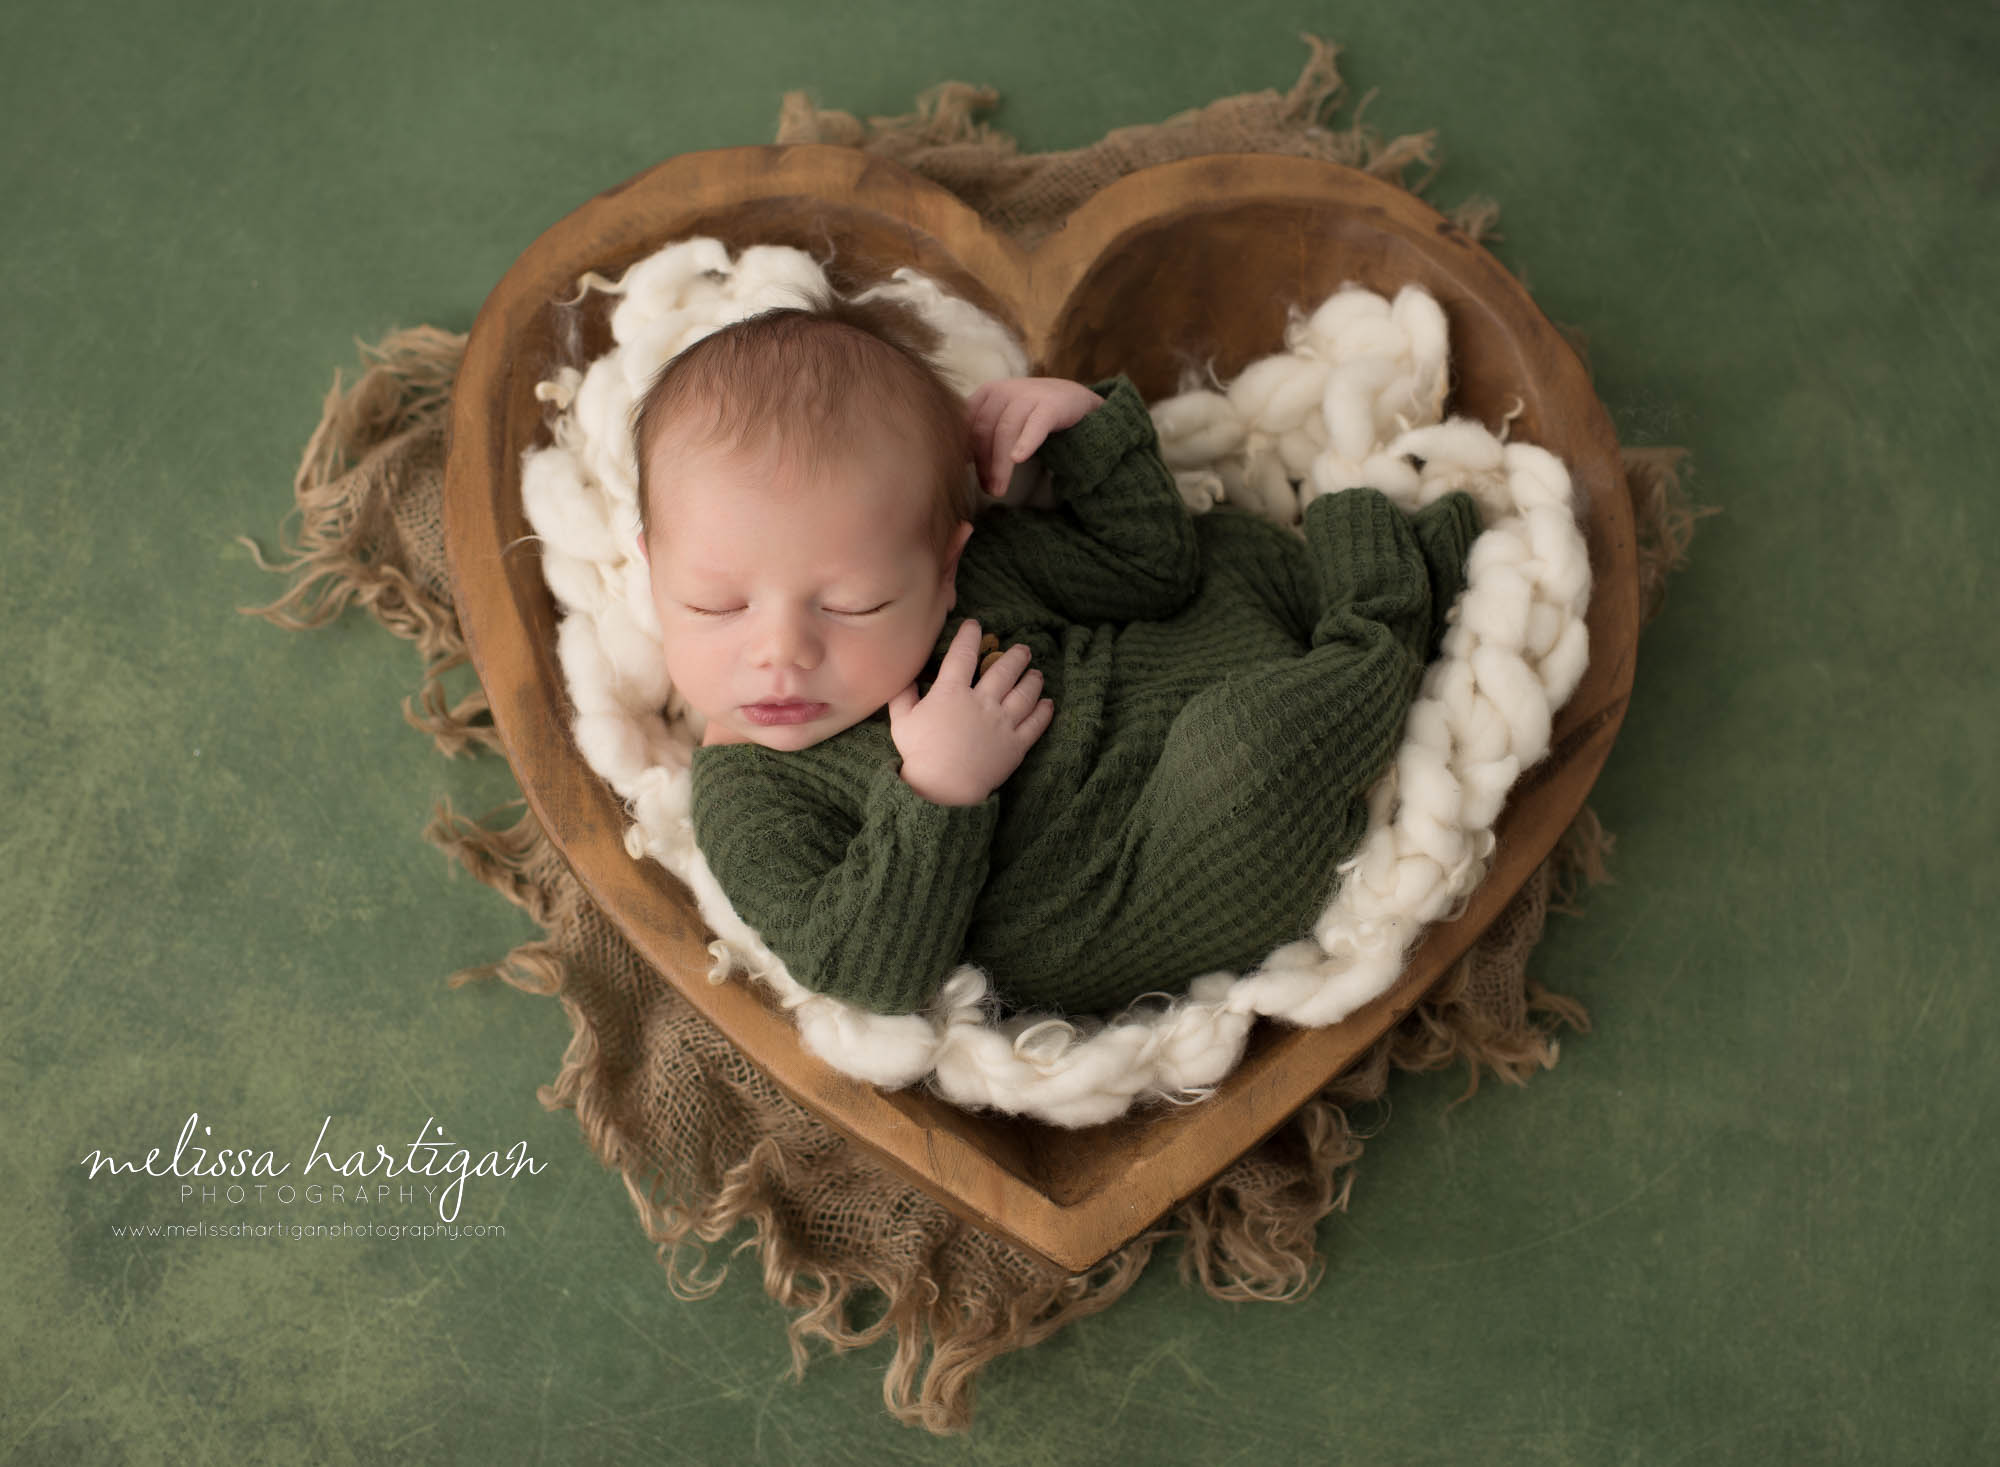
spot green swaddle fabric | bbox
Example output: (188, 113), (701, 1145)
(692, 376), (1481, 1015)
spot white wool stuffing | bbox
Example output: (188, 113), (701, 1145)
(520, 243), (1592, 1128)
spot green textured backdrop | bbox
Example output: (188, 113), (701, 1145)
(5, 1), (1994, 1462)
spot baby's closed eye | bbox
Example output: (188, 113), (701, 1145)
(678, 600), (893, 617)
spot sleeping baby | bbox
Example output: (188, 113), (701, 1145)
(633, 288), (1482, 1018)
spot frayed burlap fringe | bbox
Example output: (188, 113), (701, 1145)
(245, 41), (1707, 1433)
(235, 326), (496, 760)
(1623, 446), (1717, 624)
(775, 34), (1499, 249)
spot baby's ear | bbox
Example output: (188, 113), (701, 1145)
(634, 528), (649, 564)
(940, 519), (974, 588)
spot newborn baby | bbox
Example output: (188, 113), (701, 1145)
(635, 289), (1482, 1017)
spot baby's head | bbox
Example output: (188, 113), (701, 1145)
(631, 287), (979, 751)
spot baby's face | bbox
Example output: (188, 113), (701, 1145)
(640, 423), (970, 752)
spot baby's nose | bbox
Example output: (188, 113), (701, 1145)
(755, 610), (822, 670)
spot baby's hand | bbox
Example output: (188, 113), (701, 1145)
(888, 619), (1054, 806)
(965, 377), (1105, 497)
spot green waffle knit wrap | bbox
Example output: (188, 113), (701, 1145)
(690, 376), (1482, 1016)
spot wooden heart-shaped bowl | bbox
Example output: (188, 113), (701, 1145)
(445, 145), (1636, 1271)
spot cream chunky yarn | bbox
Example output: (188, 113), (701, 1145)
(517, 239), (1591, 1128)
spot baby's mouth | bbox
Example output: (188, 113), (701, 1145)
(743, 699), (830, 727)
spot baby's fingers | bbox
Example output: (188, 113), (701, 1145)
(988, 434), (1018, 500)
(992, 400), (1044, 490)
(1000, 667), (1044, 720)
(1018, 696), (1055, 744)
(937, 618), (983, 686)
(976, 642), (1034, 698)
(1008, 402), (1057, 464)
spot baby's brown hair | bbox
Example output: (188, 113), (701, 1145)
(631, 285), (977, 555)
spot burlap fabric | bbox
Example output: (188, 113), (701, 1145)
(245, 37), (1707, 1434)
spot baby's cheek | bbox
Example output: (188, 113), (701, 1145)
(660, 638), (724, 713)
(897, 621), (946, 680)
(848, 629), (919, 702)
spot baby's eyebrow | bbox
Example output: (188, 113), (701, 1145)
(673, 560), (746, 587)
(665, 573), (898, 605)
